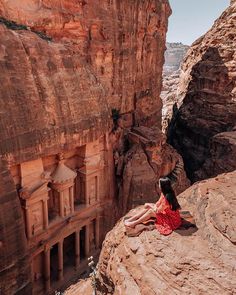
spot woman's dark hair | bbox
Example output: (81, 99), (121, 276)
(159, 177), (181, 211)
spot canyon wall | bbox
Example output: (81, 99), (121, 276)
(161, 43), (189, 132)
(168, 2), (236, 180)
(0, 1), (179, 294)
(0, 0), (171, 127)
(163, 42), (189, 75)
(95, 171), (236, 295)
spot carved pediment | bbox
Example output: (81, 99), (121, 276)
(20, 182), (49, 201)
(19, 187), (31, 200)
(31, 182), (49, 198)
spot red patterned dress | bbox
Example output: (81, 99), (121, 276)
(155, 194), (181, 235)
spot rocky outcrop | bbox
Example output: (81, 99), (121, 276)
(95, 171), (236, 295)
(116, 126), (190, 214)
(168, 2), (236, 180)
(163, 42), (189, 75)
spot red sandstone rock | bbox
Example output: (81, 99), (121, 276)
(169, 2), (236, 180)
(117, 126), (190, 214)
(95, 171), (236, 295)
(0, 1), (172, 294)
(0, 159), (32, 294)
(0, 0), (171, 127)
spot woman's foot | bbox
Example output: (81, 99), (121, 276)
(124, 220), (135, 228)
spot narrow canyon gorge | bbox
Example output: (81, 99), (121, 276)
(0, 1), (235, 295)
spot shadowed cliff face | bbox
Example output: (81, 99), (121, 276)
(169, 47), (235, 179)
(0, 159), (32, 294)
(168, 2), (236, 181)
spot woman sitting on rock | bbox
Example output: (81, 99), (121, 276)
(124, 177), (182, 235)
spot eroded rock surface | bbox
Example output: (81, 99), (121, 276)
(161, 43), (189, 133)
(168, 2), (236, 180)
(0, 159), (32, 294)
(163, 42), (189, 75)
(195, 130), (236, 180)
(161, 69), (180, 133)
(0, 0), (171, 127)
(116, 126), (190, 214)
(95, 171), (236, 295)
(0, 1), (173, 294)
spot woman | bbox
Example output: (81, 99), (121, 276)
(124, 177), (182, 235)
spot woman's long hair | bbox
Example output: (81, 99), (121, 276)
(159, 177), (181, 211)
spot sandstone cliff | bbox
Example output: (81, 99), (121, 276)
(161, 69), (180, 133)
(168, 2), (236, 180)
(161, 43), (189, 133)
(0, 0), (171, 128)
(0, 1), (173, 294)
(95, 171), (236, 295)
(163, 42), (189, 75)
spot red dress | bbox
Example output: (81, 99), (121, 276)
(155, 194), (181, 235)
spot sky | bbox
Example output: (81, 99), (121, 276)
(167, 0), (230, 45)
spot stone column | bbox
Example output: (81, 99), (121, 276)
(85, 223), (90, 257)
(58, 240), (64, 281)
(59, 191), (64, 217)
(95, 217), (100, 249)
(85, 180), (89, 205)
(69, 186), (74, 213)
(44, 249), (50, 293)
(75, 230), (80, 269)
(25, 206), (31, 239)
(43, 199), (49, 229)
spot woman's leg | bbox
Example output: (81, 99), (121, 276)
(125, 208), (149, 222)
(125, 209), (156, 228)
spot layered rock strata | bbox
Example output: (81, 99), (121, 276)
(95, 171), (236, 295)
(168, 2), (236, 180)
